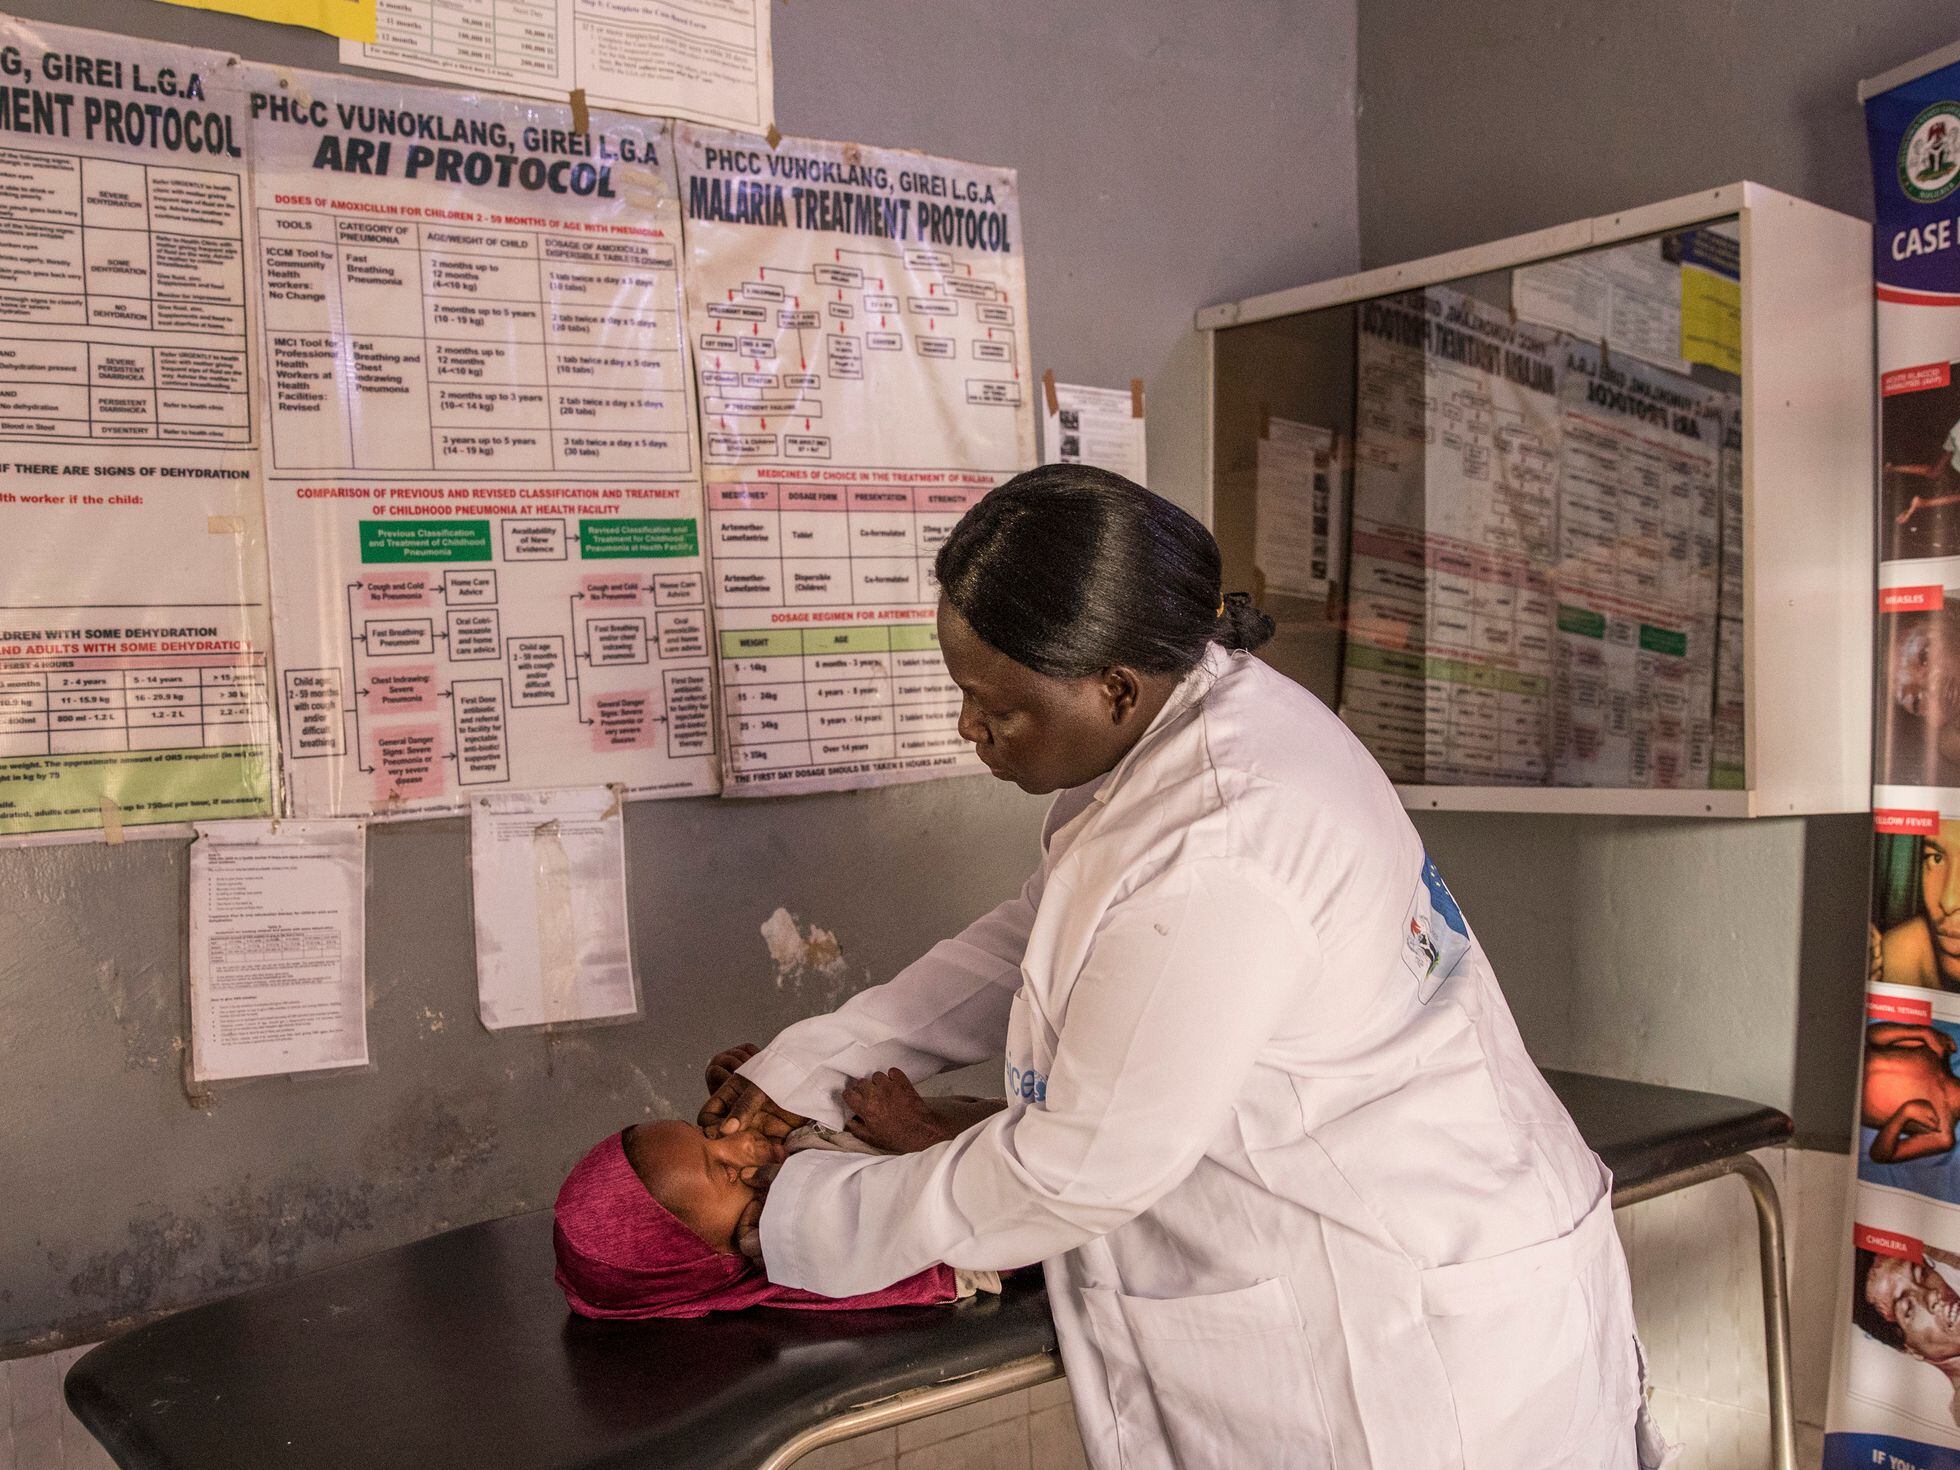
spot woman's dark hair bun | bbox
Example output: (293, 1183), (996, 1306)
(1217, 591), (1275, 654)
(935, 464), (1274, 678)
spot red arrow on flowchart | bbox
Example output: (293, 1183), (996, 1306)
(804, 418), (810, 430)
(929, 319), (936, 330)
(881, 316), (887, 328)
(752, 322), (759, 334)
(761, 418), (768, 428)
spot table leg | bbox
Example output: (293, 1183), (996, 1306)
(1613, 1154), (1796, 1470)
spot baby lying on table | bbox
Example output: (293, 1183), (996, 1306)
(553, 1050), (1004, 1320)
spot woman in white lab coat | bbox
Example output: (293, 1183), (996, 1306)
(701, 466), (1657, 1470)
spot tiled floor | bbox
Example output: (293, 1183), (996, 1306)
(6, 1146), (1853, 1470)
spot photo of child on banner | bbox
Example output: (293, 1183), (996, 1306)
(1863, 1007), (1960, 1199)
(1879, 560), (1960, 788)
(1885, 374), (1960, 561)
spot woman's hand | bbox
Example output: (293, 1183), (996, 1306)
(697, 1045), (809, 1140)
(705, 1042), (760, 1094)
(843, 1068), (957, 1154)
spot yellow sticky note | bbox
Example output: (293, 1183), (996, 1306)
(154, 0), (375, 42)
(1681, 267), (1741, 375)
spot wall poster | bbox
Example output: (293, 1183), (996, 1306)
(676, 125), (1035, 796)
(0, 17), (278, 842)
(1828, 47), (1960, 1470)
(245, 67), (716, 817)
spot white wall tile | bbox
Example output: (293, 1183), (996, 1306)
(894, 1389), (1028, 1453)
(1027, 1403), (1089, 1470)
(1613, 1145), (1853, 1470)
(0, 1365), (13, 1470)
(896, 1416), (1029, 1470)
(797, 1427), (898, 1470)
(0, 1343), (114, 1470)
(1026, 1378), (1072, 1413)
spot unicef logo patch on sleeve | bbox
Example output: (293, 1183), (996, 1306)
(1401, 854), (1472, 1004)
(1005, 1061), (1047, 1104)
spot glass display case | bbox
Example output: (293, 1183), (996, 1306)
(1201, 184), (1872, 816)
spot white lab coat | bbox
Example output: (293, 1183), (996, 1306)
(743, 644), (1652, 1470)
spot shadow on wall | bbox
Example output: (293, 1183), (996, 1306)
(1793, 812), (1876, 1146)
(1414, 809), (1870, 1147)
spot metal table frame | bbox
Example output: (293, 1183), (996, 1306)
(1612, 1153), (1795, 1470)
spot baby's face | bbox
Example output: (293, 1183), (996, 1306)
(625, 1119), (781, 1254)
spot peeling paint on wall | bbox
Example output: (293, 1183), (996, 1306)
(63, 1176), (380, 1327)
(93, 957), (180, 1072)
(760, 907), (847, 986)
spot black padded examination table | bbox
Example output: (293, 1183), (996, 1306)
(66, 1071), (1794, 1470)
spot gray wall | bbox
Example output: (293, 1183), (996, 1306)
(1357, 2), (1960, 1146)
(0, 0), (1358, 1351)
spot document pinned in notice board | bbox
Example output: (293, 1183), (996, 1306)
(189, 821), (369, 1083)
(1042, 376), (1148, 485)
(1254, 416), (1339, 600)
(470, 787), (636, 1030)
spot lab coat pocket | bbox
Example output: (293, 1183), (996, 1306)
(1419, 1208), (1611, 1470)
(1086, 1277), (1334, 1469)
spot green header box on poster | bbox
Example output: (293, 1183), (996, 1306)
(889, 625), (942, 651)
(802, 627), (891, 654)
(1344, 643), (1423, 679)
(719, 622), (939, 659)
(0, 748), (272, 837)
(1556, 605), (1607, 639)
(1638, 624), (1689, 658)
(579, 519), (700, 559)
(720, 629), (804, 659)
(359, 521), (494, 563)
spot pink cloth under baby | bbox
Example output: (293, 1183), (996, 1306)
(552, 1129), (960, 1319)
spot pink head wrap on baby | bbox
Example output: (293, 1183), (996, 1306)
(552, 1130), (959, 1319)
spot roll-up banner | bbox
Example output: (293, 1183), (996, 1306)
(1827, 41), (1960, 1470)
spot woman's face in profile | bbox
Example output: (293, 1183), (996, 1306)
(937, 600), (1143, 795)
(1895, 617), (1960, 728)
